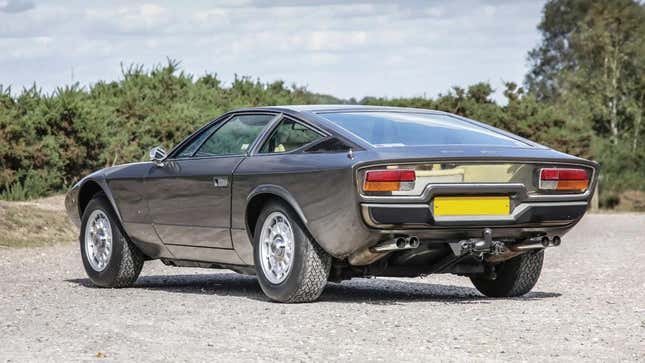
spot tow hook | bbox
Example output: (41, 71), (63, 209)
(449, 228), (506, 257)
(460, 239), (506, 255)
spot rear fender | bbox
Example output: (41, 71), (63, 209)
(246, 184), (310, 234)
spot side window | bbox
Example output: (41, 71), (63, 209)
(195, 114), (275, 157)
(176, 127), (214, 158)
(305, 137), (352, 153)
(260, 118), (323, 153)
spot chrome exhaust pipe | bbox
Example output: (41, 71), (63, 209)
(371, 236), (420, 252)
(487, 236), (561, 263)
(395, 237), (407, 249)
(511, 243), (546, 251)
(408, 236), (420, 249)
(350, 236), (420, 266)
(510, 236), (562, 251)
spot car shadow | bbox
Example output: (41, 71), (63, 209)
(66, 272), (560, 305)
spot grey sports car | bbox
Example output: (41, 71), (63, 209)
(65, 105), (598, 302)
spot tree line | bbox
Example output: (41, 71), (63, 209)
(0, 0), (643, 209)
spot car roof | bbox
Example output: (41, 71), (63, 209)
(233, 104), (451, 115)
(228, 104), (543, 150)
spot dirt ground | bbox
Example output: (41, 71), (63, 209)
(0, 195), (75, 248)
(1, 213), (644, 362)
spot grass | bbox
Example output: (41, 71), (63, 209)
(0, 198), (76, 248)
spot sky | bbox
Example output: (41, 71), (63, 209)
(0, 0), (545, 103)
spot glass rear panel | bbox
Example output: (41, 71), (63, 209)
(321, 111), (528, 147)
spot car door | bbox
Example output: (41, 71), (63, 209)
(145, 113), (278, 249)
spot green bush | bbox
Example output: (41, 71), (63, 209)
(0, 60), (642, 204)
(0, 170), (50, 201)
(0, 60), (343, 200)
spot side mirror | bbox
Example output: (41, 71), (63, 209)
(149, 146), (167, 166)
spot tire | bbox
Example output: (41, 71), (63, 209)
(253, 201), (331, 303)
(80, 194), (144, 288)
(470, 250), (544, 297)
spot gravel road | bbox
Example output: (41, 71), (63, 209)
(1, 214), (644, 362)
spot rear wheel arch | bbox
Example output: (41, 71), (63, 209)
(245, 186), (310, 241)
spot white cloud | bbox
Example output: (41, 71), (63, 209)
(483, 5), (496, 16)
(308, 52), (340, 66)
(0, 0), (34, 13)
(0, 0), (546, 102)
(84, 3), (172, 35)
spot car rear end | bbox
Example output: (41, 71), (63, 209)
(357, 158), (596, 240)
(314, 109), (597, 291)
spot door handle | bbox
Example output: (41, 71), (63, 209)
(212, 176), (229, 188)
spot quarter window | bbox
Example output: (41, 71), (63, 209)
(195, 114), (275, 157)
(260, 118), (323, 153)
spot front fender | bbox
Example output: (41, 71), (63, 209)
(65, 173), (124, 229)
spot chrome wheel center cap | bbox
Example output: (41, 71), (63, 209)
(272, 237), (286, 257)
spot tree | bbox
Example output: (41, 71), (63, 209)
(525, 0), (593, 100)
(567, 0), (645, 145)
(526, 0), (645, 200)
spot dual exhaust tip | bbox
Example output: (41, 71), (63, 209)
(513, 235), (562, 251)
(540, 235), (561, 247)
(372, 236), (420, 252)
(395, 236), (420, 249)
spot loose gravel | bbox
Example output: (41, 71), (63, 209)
(1, 214), (644, 362)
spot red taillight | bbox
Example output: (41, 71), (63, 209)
(364, 169), (416, 192)
(539, 168), (589, 192)
(365, 170), (416, 182)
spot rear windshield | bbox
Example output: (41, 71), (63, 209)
(320, 111), (528, 147)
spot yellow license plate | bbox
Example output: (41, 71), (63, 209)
(433, 196), (510, 216)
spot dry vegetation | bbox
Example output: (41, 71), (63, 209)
(0, 195), (76, 248)
(615, 190), (645, 212)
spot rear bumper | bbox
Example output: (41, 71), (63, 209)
(361, 200), (587, 243)
(357, 182), (593, 242)
(362, 201), (588, 229)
